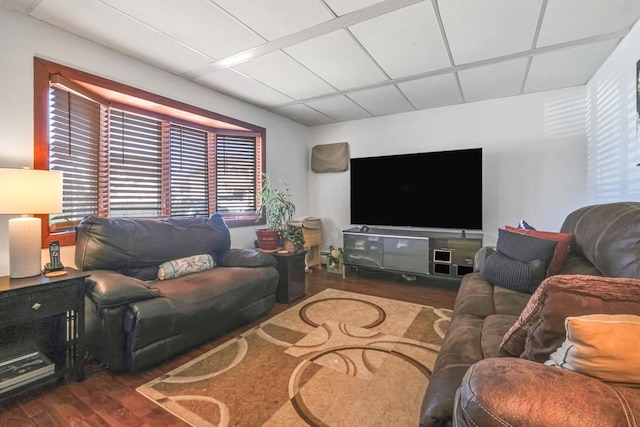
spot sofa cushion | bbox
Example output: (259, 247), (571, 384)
(545, 314), (640, 387)
(560, 202), (640, 278)
(500, 274), (640, 360)
(158, 254), (215, 280)
(129, 266), (279, 348)
(75, 214), (231, 279)
(481, 315), (519, 358)
(557, 253), (602, 276)
(453, 272), (530, 319)
(505, 226), (573, 276)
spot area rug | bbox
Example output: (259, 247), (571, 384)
(136, 288), (452, 427)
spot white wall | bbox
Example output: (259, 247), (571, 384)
(585, 19), (640, 202)
(0, 8), (310, 275)
(309, 86), (589, 249)
(308, 20), (640, 254)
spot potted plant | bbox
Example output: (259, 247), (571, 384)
(255, 173), (296, 250)
(327, 245), (344, 274)
(281, 225), (305, 252)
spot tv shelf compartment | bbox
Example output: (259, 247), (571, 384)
(343, 227), (482, 280)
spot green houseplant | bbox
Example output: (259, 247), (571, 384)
(255, 173), (296, 250)
(281, 225), (305, 252)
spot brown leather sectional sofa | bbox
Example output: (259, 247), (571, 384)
(420, 202), (640, 427)
(75, 214), (279, 372)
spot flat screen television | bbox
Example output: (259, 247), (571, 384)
(350, 148), (482, 230)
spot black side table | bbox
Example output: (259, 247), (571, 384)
(0, 267), (88, 400)
(272, 250), (307, 304)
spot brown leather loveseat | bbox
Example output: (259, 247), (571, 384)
(75, 213), (279, 372)
(420, 202), (640, 427)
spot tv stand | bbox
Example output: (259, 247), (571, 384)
(343, 227), (482, 280)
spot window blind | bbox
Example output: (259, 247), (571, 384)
(215, 134), (257, 213)
(170, 125), (209, 217)
(109, 110), (163, 217)
(49, 87), (105, 225)
(48, 82), (261, 230)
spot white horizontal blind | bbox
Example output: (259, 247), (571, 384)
(49, 87), (105, 224)
(170, 125), (209, 217)
(49, 85), (261, 225)
(109, 110), (163, 217)
(215, 135), (257, 213)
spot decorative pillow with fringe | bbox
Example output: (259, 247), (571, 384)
(158, 254), (215, 280)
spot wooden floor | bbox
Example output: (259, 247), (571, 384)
(0, 267), (458, 426)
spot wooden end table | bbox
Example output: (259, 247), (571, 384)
(0, 267), (88, 400)
(271, 250), (307, 304)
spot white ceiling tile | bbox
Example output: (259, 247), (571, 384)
(525, 39), (620, 93)
(284, 30), (387, 90)
(458, 58), (530, 103)
(397, 74), (463, 110)
(233, 50), (336, 99)
(16, 0), (640, 126)
(212, 0), (333, 41)
(349, 2), (450, 78)
(272, 104), (336, 126)
(101, 0), (265, 59)
(538, 0), (640, 47)
(194, 69), (293, 107)
(2, 0), (38, 13)
(30, 0), (212, 74)
(306, 96), (372, 121)
(323, 0), (384, 16)
(348, 85), (414, 116)
(439, 0), (543, 65)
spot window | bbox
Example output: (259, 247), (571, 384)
(34, 58), (266, 246)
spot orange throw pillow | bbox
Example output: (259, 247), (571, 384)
(505, 226), (573, 276)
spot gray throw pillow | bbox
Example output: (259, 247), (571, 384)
(474, 246), (496, 273)
(496, 228), (558, 266)
(480, 251), (547, 294)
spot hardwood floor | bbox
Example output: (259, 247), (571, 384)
(0, 267), (459, 426)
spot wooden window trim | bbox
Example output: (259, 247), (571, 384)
(34, 57), (266, 248)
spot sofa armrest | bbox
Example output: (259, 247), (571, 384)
(84, 270), (161, 308)
(454, 357), (640, 427)
(83, 270), (161, 371)
(219, 248), (277, 268)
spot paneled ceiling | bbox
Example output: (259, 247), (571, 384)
(4, 0), (640, 126)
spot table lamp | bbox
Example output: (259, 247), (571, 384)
(0, 168), (63, 278)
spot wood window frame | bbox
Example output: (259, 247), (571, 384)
(33, 57), (266, 247)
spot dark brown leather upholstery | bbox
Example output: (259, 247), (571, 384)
(455, 358), (640, 427)
(560, 202), (640, 278)
(420, 202), (640, 427)
(420, 274), (530, 427)
(76, 214), (279, 372)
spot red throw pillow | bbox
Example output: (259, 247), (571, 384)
(505, 226), (573, 276)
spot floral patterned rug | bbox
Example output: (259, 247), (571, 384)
(136, 288), (451, 426)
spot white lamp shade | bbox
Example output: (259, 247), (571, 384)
(0, 168), (64, 278)
(0, 168), (63, 214)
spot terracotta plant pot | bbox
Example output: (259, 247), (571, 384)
(256, 229), (279, 250)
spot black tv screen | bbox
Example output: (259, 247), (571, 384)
(350, 148), (482, 230)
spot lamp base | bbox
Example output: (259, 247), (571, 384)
(9, 217), (43, 278)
